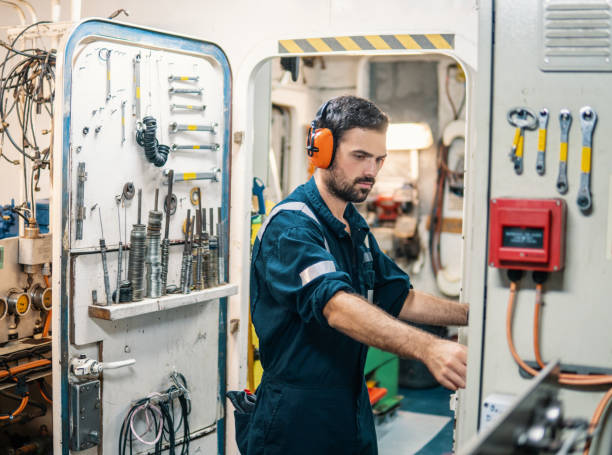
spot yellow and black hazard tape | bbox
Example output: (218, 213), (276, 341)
(278, 34), (454, 54)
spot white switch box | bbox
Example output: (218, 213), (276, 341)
(480, 393), (515, 432)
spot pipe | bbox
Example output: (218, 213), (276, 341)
(0, 1), (26, 25)
(101, 358), (136, 370)
(50, 0), (59, 22)
(70, 0), (81, 22)
(14, 0), (36, 22)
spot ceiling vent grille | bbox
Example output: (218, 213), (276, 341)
(540, 0), (612, 71)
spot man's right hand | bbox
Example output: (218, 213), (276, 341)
(423, 339), (467, 390)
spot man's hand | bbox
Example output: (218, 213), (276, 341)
(324, 291), (468, 391)
(422, 339), (467, 390)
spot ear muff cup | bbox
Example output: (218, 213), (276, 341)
(308, 127), (334, 169)
(307, 99), (335, 169)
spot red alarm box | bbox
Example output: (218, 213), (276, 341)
(488, 198), (566, 272)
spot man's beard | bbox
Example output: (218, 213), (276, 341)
(323, 163), (375, 203)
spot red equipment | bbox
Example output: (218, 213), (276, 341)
(375, 194), (401, 221)
(488, 198), (566, 272)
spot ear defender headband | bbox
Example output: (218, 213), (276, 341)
(306, 100), (335, 169)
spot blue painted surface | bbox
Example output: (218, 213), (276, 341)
(0, 200), (18, 239)
(36, 199), (49, 233)
(399, 386), (454, 455)
(59, 19), (232, 454)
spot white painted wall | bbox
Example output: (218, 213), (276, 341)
(0, 2), (480, 453)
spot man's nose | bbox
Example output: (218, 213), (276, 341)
(364, 158), (380, 176)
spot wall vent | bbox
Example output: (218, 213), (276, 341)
(539, 0), (612, 71)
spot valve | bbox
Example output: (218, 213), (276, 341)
(70, 354), (135, 377)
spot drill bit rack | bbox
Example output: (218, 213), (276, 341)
(88, 282), (237, 321)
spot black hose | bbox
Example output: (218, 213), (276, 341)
(136, 116), (170, 167)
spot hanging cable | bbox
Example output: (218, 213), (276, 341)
(119, 373), (191, 455)
(0, 21), (55, 227)
(136, 116), (170, 167)
(582, 388), (612, 454)
(37, 379), (51, 404)
(504, 271), (612, 453)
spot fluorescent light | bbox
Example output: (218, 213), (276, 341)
(386, 123), (433, 151)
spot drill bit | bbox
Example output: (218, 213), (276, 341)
(180, 210), (191, 292)
(128, 189), (146, 301)
(208, 207), (218, 287)
(194, 209), (203, 290)
(145, 189), (163, 298)
(200, 206), (209, 288)
(115, 198), (123, 303)
(98, 208), (111, 305)
(217, 206), (224, 284)
(161, 170), (174, 295)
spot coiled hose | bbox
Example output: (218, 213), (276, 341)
(136, 116), (170, 167)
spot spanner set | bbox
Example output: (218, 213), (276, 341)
(507, 106), (597, 213)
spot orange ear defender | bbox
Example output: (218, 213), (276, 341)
(307, 100), (335, 169)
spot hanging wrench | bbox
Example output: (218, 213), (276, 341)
(506, 107), (536, 174)
(513, 128), (526, 174)
(509, 127), (522, 162)
(536, 109), (549, 176)
(169, 122), (218, 134)
(577, 106), (597, 212)
(556, 110), (572, 194)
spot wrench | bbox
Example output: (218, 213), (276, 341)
(506, 107), (537, 174)
(169, 122), (218, 134)
(509, 127), (522, 162)
(168, 75), (199, 82)
(133, 54), (141, 119)
(162, 168), (221, 183)
(105, 49), (112, 101)
(536, 109), (549, 176)
(121, 100), (126, 144)
(171, 104), (206, 112)
(556, 110), (572, 194)
(514, 128), (525, 174)
(169, 87), (203, 95)
(577, 106), (597, 211)
(171, 143), (220, 151)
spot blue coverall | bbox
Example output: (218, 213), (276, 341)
(244, 177), (412, 455)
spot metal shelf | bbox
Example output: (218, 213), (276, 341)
(88, 283), (238, 321)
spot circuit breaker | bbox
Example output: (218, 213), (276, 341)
(52, 19), (238, 454)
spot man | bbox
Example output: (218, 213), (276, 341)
(246, 96), (468, 455)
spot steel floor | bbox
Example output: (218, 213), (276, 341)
(378, 386), (454, 455)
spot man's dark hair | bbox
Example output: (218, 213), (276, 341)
(316, 95), (389, 148)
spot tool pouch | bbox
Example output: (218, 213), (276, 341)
(227, 390), (256, 454)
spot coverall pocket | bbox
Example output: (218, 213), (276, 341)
(262, 385), (284, 443)
(234, 410), (252, 455)
(265, 385), (360, 454)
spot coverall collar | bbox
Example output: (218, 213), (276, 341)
(304, 177), (370, 240)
